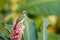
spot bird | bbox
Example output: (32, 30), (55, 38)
(13, 11), (27, 30)
(12, 11), (27, 40)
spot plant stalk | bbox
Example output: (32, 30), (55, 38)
(42, 18), (50, 40)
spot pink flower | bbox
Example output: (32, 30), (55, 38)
(12, 22), (23, 40)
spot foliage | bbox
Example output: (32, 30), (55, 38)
(17, 0), (60, 16)
(23, 16), (38, 40)
(0, 0), (60, 40)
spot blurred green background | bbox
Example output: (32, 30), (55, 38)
(0, 0), (60, 40)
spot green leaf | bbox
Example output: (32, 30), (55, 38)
(23, 16), (38, 40)
(17, 0), (60, 16)
(0, 24), (11, 38)
(0, 33), (11, 40)
(4, 24), (12, 33)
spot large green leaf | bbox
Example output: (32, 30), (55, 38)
(23, 16), (38, 40)
(17, 0), (60, 16)
(0, 33), (11, 40)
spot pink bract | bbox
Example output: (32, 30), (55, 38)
(12, 22), (23, 40)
